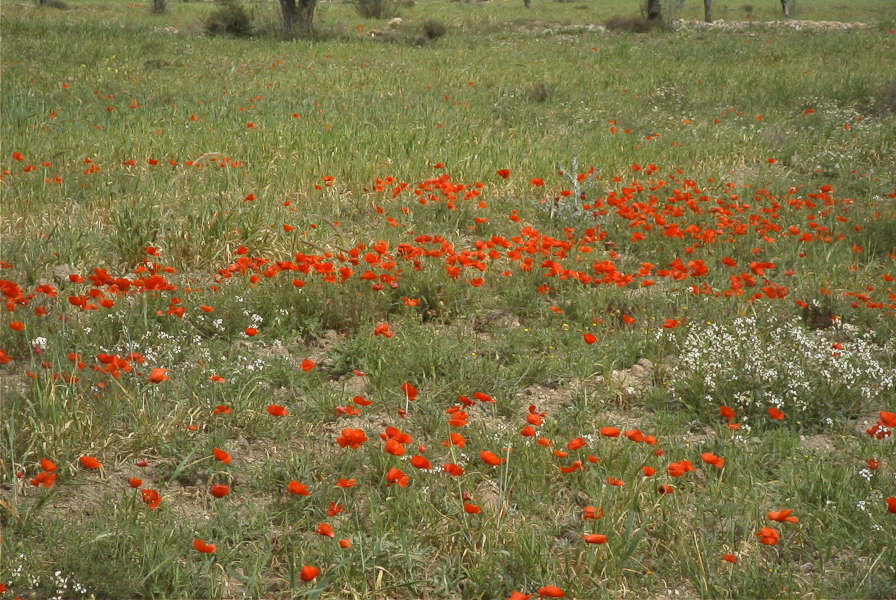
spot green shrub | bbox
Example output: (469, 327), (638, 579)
(353, 0), (398, 19)
(204, 0), (253, 37)
(421, 19), (446, 41)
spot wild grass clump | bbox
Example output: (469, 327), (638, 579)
(203, 0), (254, 37)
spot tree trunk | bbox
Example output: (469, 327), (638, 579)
(523, 0), (531, 8)
(704, 0), (711, 23)
(645, 0), (662, 23)
(781, 0), (791, 18)
(151, 0), (166, 13)
(280, 0), (316, 34)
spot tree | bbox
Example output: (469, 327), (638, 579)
(704, 0), (711, 23)
(279, 0), (317, 34)
(645, 0), (661, 23)
(151, 0), (166, 13)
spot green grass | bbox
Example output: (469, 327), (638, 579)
(2, 1), (896, 598)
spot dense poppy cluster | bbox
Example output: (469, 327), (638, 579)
(3, 159), (895, 598)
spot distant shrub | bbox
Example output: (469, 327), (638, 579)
(204, 0), (253, 37)
(421, 19), (446, 41)
(353, 0), (398, 19)
(526, 82), (553, 104)
(874, 80), (896, 116)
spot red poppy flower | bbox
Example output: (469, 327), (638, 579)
(401, 381), (418, 401)
(327, 502), (343, 516)
(559, 460), (584, 473)
(625, 429), (645, 443)
(286, 480), (309, 496)
(213, 447), (232, 464)
(886, 497), (896, 513)
(316, 523), (334, 537)
(508, 592), (532, 600)
(141, 489), (162, 509)
(582, 533), (607, 544)
(209, 484), (230, 498)
(480, 450), (505, 466)
(722, 554), (737, 563)
(448, 431), (467, 448)
(662, 319), (680, 329)
(582, 333), (597, 345)
(79, 455), (101, 469)
(385, 467), (409, 487)
(339, 538), (352, 548)
(700, 452), (725, 469)
(381, 426), (412, 445)
(767, 407), (785, 420)
(567, 438), (586, 451)
(300, 565), (319, 582)
(526, 413), (544, 426)
(600, 426), (620, 438)
(537, 586), (565, 598)
(193, 538), (216, 554)
(337, 428), (368, 449)
(147, 368), (168, 383)
(879, 411), (896, 428)
(641, 466), (656, 476)
(40, 458), (58, 472)
(582, 506), (602, 520)
(29, 471), (56, 488)
(756, 526), (780, 545)
(463, 503), (481, 514)
(244, 327), (258, 337)
(473, 392), (494, 403)
(657, 484), (674, 494)
(767, 509), (798, 523)
(496, 169), (511, 179)
(336, 478), (356, 488)
(606, 477), (624, 486)
(530, 178), (544, 186)
(129, 477), (143, 488)
(667, 460), (694, 477)
(213, 405), (231, 414)
(443, 463), (464, 476)
(9, 321), (24, 331)
(352, 395), (372, 406)
(266, 404), (288, 417)
(384, 439), (406, 456)
(373, 322), (393, 337)
(410, 455), (432, 470)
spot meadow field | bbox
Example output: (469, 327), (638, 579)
(1, 0), (896, 598)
